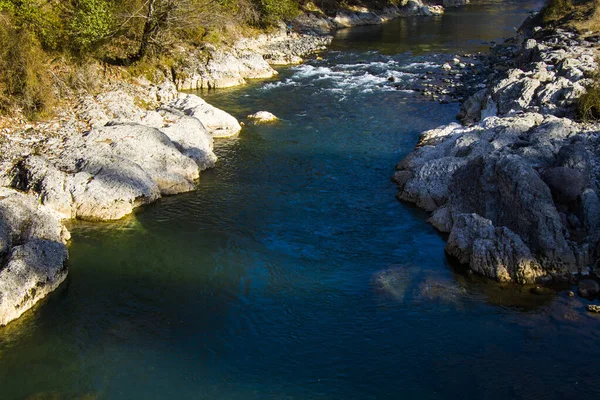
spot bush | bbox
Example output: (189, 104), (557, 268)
(69, 0), (114, 53)
(255, 0), (299, 26)
(11, 0), (66, 51)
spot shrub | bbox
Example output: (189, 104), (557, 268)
(255, 0), (300, 26)
(69, 0), (114, 53)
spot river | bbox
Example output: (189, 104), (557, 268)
(2, 1), (599, 399)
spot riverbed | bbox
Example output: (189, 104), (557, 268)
(2, 1), (599, 399)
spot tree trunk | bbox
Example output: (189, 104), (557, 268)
(133, 0), (157, 62)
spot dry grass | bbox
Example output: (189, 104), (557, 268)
(542, 0), (600, 34)
(570, 0), (600, 33)
(577, 68), (600, 120)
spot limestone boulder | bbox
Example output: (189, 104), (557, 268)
(169, 94), (242, 138)
(446, 213), (545, 284)
(0, 188), (69, 326)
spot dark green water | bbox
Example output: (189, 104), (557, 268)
(2, 1), (600, 399)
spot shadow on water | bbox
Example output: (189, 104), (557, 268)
(2, 1), (600, 399)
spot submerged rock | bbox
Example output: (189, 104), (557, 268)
(416, 276), (468, 305)
(372, 266), (414, 301)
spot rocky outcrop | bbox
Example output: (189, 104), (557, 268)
(173, 27), (332, 90)
(395, 28), (600, 284)
(0, 79), (241, 324)
(460, 30), (597, 124)
(8, 90), (231, 222)
(0, 188), (69, 326)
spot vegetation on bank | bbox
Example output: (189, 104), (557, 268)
(0, 0), (409, 119)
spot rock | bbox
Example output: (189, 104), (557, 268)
(557, 140), (592, 171)
(169, 94), (242, 138)
(12, 121), (204, 221)
(581, 189), (600, 232)
(0, 188), (70, 326)
(417, 276), (467, 305)
(70, 156), (162, 221)
(460, 88), (489, 124)
(530, 285), (555, 296)
(446, 213), (545, 284)
(293, 13), (336, 35)
(78, 91), (145, 128)
(529, 62), (555, 83)
(568, 291), (575, 297)
(449, 155), (575, 267)
(0, 187), (70, 244)
(541, 167), (586, 205)
(489, 69), (541, 114)
(429, 205), (453, 233)
(0, 219), (9, 256)
(578, 279), (600, 297)
(0, 239), (68, 326)
(247, 111), (279, 123)
(85, 123), (199, 195)
(157, 108), (217, 170)
(372, 266), (414, 301)
(587, 304), (600, 313)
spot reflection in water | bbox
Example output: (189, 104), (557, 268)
(1, 1), (599, 399)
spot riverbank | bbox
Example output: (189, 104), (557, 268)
(394, 9), (600, 297)
(0, 1), (472, 326)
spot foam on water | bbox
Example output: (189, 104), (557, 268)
(261, 58), (419, 94)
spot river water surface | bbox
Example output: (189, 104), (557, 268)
(2, 1), (600, 399)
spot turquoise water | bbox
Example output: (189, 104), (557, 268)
(2, 1), (600, 399)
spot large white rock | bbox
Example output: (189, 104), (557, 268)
(169, 94), (242, 138)
(85, 123), (199, 195)
(247, 111), (279, 123)
(0, 188), (69, 326)
(156, 108), (217, 170)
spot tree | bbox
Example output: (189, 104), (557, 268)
(119, 0), (221, 63)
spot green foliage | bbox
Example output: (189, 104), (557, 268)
(542, 0), (574, 24)
(255, 0), (300, 26)
(69, 0), (114, 53)
(12, 0), (65, 51)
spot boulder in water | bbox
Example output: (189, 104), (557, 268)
(169, 94), (242, 138)
(247, 111), (279, 123)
